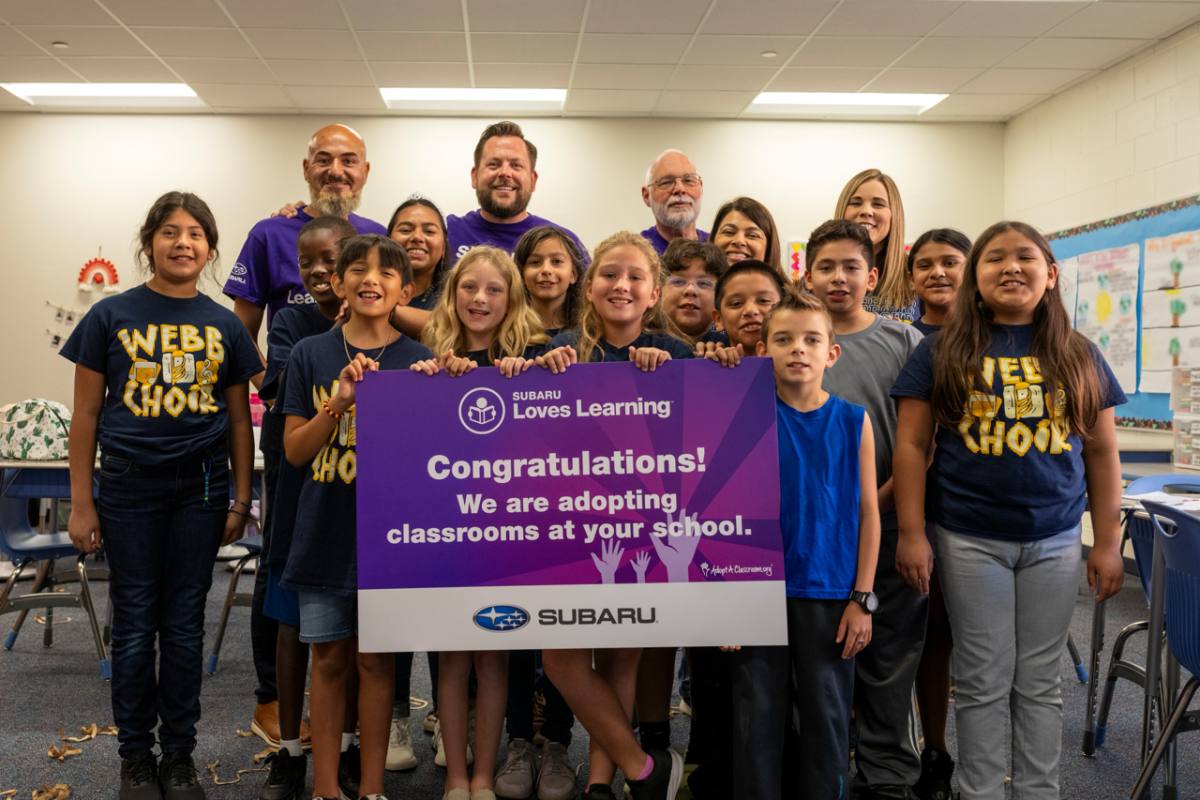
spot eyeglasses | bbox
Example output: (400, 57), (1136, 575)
(650, 174), (701, 191)
(666, 276), (715, 293)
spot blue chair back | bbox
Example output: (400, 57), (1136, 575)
(0, 468), (77, 561)
(1141, 500), (1200, 678)
(1125, 474), (1200, 602)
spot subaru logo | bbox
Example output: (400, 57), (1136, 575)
(474, 605), (530, 632)
(458, 387), (505, 435)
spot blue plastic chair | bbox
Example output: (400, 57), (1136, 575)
(1128, 501), (1200, 800)
(0, 468), (111, 679)
(205, 532), (262, 674)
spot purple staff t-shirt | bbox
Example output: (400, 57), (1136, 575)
(639, 225), (709, 256)
(223, 210), (386, 326)
(447, 209), (590, 267)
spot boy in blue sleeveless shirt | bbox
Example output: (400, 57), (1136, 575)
(725, 289), (880, 800)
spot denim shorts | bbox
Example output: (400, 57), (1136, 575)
(297, 590), (357, 644)
(263, 564), (300, 629)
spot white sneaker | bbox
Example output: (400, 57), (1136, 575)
(432, 719), (473, 768)
(386, 718), (419, 771)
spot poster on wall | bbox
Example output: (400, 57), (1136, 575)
(1074, 244), (1140, 394)
(1142, 229), (1200, 392)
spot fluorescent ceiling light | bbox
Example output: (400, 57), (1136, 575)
(381, 87), (566, 111)
(0, 83), (203, 107)
(747, 92), (947, 116)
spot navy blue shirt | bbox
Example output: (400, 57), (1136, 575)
(698, 328), (729, 346)
(639, 225), (709, 255)
(61, 285), (262, 466)
(280, 328), (432, 595)
(260, 304), (336, 402)
(464, 344), (547, 364)
(911, 318), (939, 337)
(546, 329), (694, 363)
(407, 283), (442, 311)
(778, 394), (865, 598)
(890, 325), (1126, 541)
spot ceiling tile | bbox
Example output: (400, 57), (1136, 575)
(222, 0), (348, 30)
(999, 38), (1148, 69)
(0, 0), (115, 26)
(0, 26), (44, 56)
(103, 0), (231, 27)
(819, 0), (959, 37)
(165, 57), (276, 85)
(570, 63), (675, 90)
(12, 26), (147, 57)
(269, 59), (374, 86)
(790, 37), (920, 68)
(466, 0), (584, 33)
(0, 56), (81, 81)
(342, 0), (463, 32)
(578, 33), (690, 64)
(683, 35), (805, 66)
(700, 0), (836, 36)
(470, 33), (578, 63)
(58, 57), (176, 82)
(288, 85), (385, 109)
(897, 37), (1032, 69)
(958, 67), (1090, 94)
(190, 82), (294, 107)
(357, 31), (467, 62)
(764, 67), (878, 92)
(585, 0), (709, 34)
(667, 65), (778, 91)
(369, 61), (471, 86)
(132, 27), (255, 59)
(865, 66), (983, 93)
(920, 92), (1044, 118)
(1048, 2), (1200, 38)
(655, 90), (755, 114)
(473, 62), (570, 88)
(564, 88), (659, 112)
(932, 2), (1089, 38)
(245, 29), (363, 60)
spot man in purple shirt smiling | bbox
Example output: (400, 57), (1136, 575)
(224, 123), (386, 376)
(639, 149), (708, 255)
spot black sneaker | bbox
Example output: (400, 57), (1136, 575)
(338, 743), (361, 800)
(259, 749), (307, 800)
(584, 785), (617, 799)
(912, 749), (955, 800)
(626, 749), (683, 800)
(159, 750), (205, 800)
(121, 749), (162, 800)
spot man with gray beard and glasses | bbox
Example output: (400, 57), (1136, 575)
(640, 149), (707, 255)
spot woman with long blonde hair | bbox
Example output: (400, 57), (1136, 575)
(835, 169), (918, 322)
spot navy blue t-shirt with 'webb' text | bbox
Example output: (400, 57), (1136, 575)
(279, 328), (432, 596)
(890, 325), (1126, 541)
(60, 284), (262, 466)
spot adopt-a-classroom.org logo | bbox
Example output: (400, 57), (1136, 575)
(473, 604), (530, 632)
(458, 387), (505, 434)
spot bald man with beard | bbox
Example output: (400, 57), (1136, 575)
(640, 149), (707, 255)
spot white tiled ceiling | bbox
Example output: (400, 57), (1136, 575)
(3, 0), (1200, 121)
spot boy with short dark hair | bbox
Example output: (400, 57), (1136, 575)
(804, 218), (927, 800)
(725, 289), (880, 799)
(660, 238), (727, 342)
(711, 260), (788, 352)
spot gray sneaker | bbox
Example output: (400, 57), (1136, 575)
(536, 742), (577, 800)
(494, 738), (539, 799)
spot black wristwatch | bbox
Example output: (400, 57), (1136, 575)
(849, 590), (878, 614)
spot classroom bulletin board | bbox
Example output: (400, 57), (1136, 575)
(1049, 194), (1200, 429)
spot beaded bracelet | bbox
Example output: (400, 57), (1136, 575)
(228, 509), (251, 519)
(322, 400), (344, 420)
(233, 500), (252, 510)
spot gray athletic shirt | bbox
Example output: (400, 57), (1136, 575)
(820, 314), (923, 531)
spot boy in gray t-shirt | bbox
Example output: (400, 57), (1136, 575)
(805, 219), (926, 800)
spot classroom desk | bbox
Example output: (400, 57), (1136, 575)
(1120, 461), (1198, 481)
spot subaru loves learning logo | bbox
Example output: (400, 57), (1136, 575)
(231, 264), (248, 276)
(474, 605), (530, 632)
(458, 387), (505, 434)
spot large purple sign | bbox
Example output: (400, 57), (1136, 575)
(356, 358), (787, 651)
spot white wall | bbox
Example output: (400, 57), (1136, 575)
(0, 112), (1003, 406)
(1006, 20), (1200, 231)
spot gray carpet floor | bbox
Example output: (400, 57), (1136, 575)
(0, 558), (1195, 799)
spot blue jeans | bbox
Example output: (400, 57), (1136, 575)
(97, 447), (228, 757)
(935, 524), (1081, 800)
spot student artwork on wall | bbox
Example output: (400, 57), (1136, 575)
(1073, 244), (1140, 394)
(1141, 229), (1200, 392)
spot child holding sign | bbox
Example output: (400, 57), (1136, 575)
(280, 235), (431, 800)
